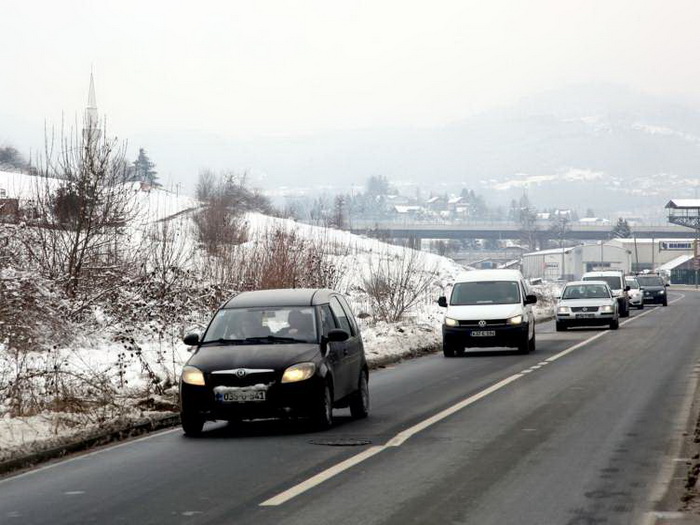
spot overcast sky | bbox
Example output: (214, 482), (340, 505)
(2, 0), (700, 186)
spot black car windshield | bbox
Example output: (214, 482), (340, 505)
(450, 281), (521, 305)
(583, 276), (621, 290)
(202, 307), (318, 344)
(636, 276), (664, 287)
(562, 284), (611, 300)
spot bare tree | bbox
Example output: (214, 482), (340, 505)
(22, 121), (137, 295)
(362, 248), (438, 322)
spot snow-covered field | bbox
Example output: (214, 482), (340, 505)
(0, 170), (557, 464)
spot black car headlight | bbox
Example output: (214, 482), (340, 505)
(181, 366), (205, 386)
(282, 362), (316, 383)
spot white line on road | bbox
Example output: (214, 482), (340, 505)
(261, 297), (682, 507)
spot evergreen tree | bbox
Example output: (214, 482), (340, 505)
(131, 148), (159, 186)
(0, 145), (28, 171)
(611, 218), (632, 238)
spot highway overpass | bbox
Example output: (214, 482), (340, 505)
(348, 221), (693, 244)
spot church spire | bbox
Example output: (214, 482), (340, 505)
(83, 70), (100, 141)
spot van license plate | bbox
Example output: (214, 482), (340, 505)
(471, 330), (495, 337)
(577, 314), (595, 319)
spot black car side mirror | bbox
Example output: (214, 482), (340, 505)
(525, 294), (537, 305)
(183, 333), (200, 346)
(438, 296), (447, 307)
(327, 329), (349, 342)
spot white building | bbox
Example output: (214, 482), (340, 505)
(522, 242), (632, 281)
(608, 238), (696, 272)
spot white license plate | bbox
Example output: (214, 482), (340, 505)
(577, 314), (595, 318)
(471, 330), (496, 337)
(214, 388), (266, 403)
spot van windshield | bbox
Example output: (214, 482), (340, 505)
(583, 276), (621, 290)
(450, 281), (521, 305)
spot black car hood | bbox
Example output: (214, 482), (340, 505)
(643, 286), (665, 291)
(186, 343), (321, 372)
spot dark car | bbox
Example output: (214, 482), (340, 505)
(635, 274), (669, 306)
(179, 289), (369, 436)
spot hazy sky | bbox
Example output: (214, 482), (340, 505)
(2, 0), (700, 186)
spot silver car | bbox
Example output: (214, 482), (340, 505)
(555, 281), (619, 331)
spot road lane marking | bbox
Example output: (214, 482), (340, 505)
(262, 294), (684, 507)
(260, 446), (386, 506)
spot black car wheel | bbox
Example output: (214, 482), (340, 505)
(610, 318), (619, 330)
(313, 382), (334, 430)
(349, 371), (370, 419)
(443, 345), (455, 358)
(181, 408), (204, 437)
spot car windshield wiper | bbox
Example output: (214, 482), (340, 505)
(199, 338), (246, 346)
(243, 335), (306, 344)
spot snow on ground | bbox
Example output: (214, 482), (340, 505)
(0, 171), (558, 464)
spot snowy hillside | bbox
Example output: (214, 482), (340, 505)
(0, 170), (474, 460)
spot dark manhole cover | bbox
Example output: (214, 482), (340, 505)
(308, 438), (372, 447)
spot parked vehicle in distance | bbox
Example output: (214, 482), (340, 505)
(556, 281), (620, 331)
(624, 276), (644, 309)
(581, 270), (630, 318)
(635, 274), (669, 306)
(438, 269), (537, 356)
(179, 288), (369, 436)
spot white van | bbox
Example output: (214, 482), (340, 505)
(438, 269), (538, 357)
(581, 270), (630, 317)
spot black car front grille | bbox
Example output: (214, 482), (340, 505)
(208, 371), (277, 388)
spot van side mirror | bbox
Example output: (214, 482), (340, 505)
(438, 296), (447, 307)
(183, 333), (200, 346)
(525, 294), (537, 305)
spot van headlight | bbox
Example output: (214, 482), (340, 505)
(557, 306), (571, 314)
(444, 317), (459, 327)
(282, 362), (316, 383)
(600, 305), (614, 313)
(181, 366), (205, 386)
(507, 315), (523, 325)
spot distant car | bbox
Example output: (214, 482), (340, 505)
(556, 280), (619, 331)
(581, 270), (630, 318)
(624, 277), (644, 309)
(635, 274), (669, 306)
(179, 288), (369, 436)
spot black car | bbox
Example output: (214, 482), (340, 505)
(179, 288), (369, 435)
(635, 274), (669, 306)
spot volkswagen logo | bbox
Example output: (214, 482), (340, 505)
(582, 307), (588, 312)
(235, 369), (247, 378)
(478, 320), (487, 327)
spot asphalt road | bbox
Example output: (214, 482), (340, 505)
(2, 290), (700, 525)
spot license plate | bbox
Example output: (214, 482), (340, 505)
(577, 314), (595, 318)
(471, 330), (496, 337)
(214, 387), (266, 403)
